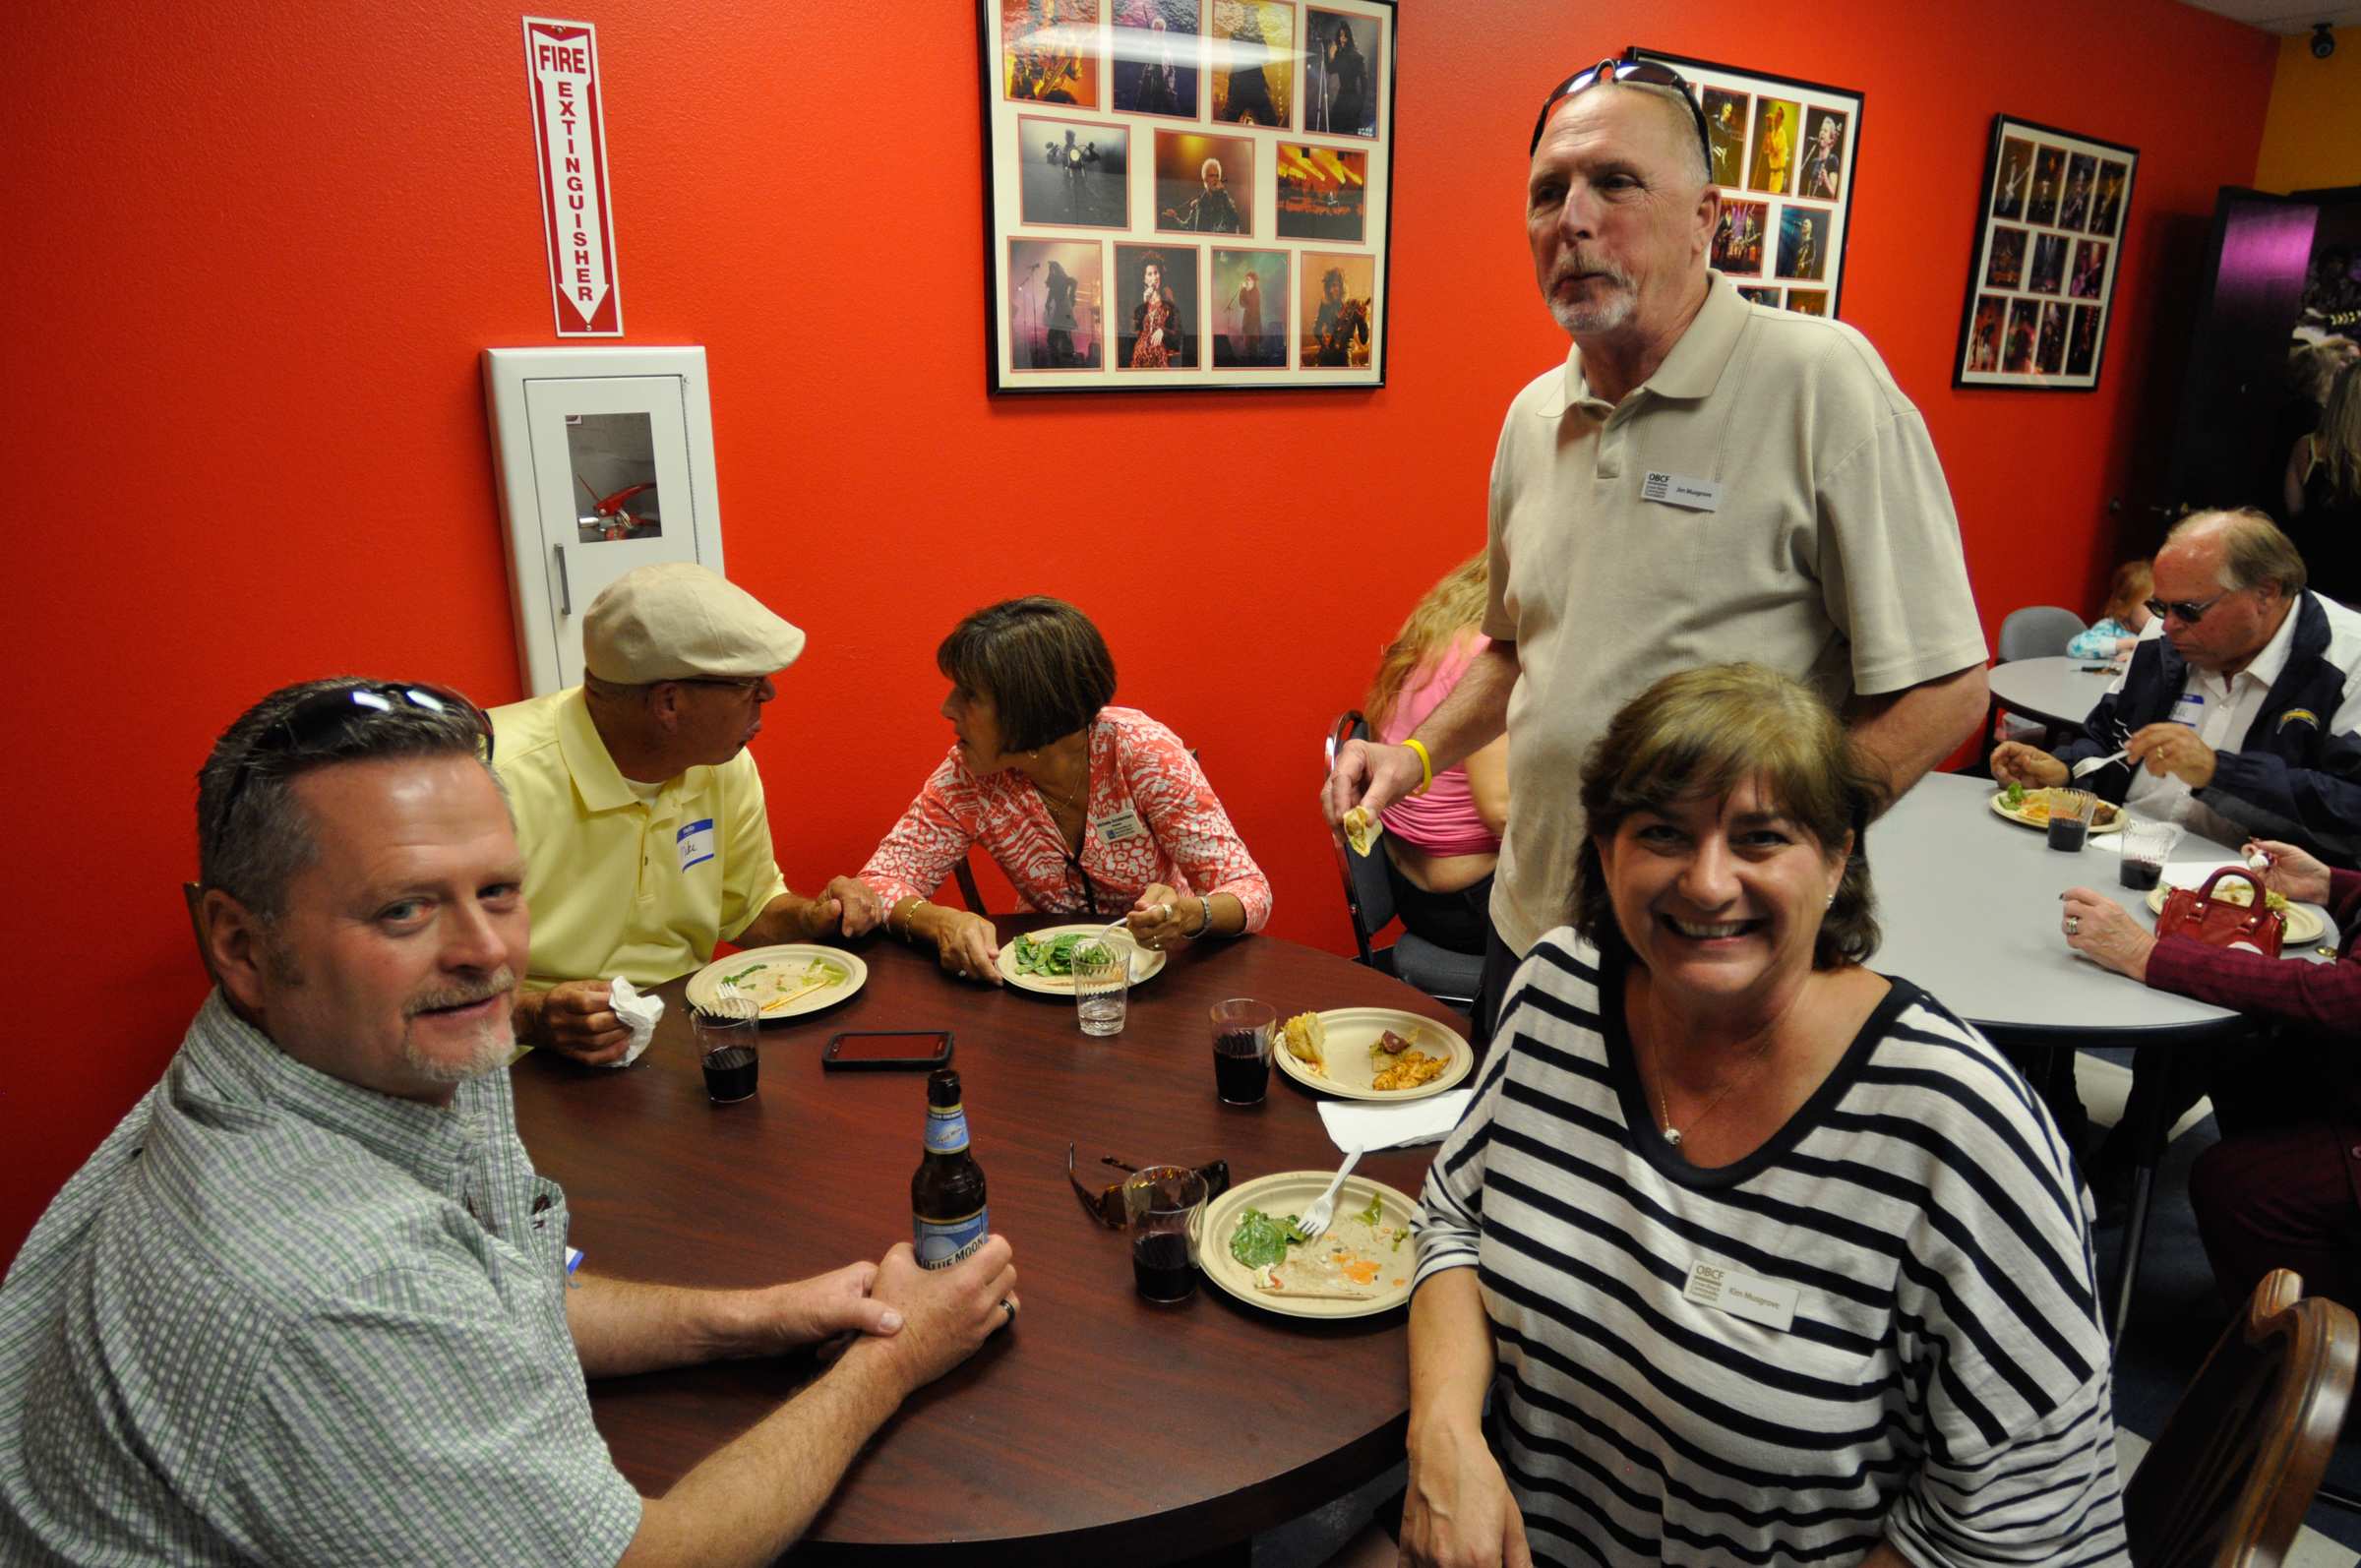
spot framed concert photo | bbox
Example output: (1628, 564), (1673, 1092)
(982, 0), (1399, 392)
(1628, 48), (1864, 322)
(1955, 115), (2137, 391)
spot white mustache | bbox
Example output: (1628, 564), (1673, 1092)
(408, 969), (516, 1016)
(1553, 253), (1633, 291)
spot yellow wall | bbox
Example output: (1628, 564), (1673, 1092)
(2255, 30), (2361, 193)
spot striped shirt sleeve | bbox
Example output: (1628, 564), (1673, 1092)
(1869, 1013), (2126, 1564)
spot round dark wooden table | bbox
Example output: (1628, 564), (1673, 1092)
(510, 921), (1467, 1566)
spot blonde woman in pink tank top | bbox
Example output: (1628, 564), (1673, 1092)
(1365, 555), (1507, 954)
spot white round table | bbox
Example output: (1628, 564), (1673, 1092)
(1868, 772), (2340, 1348)
(1986, 655), (2121, 734)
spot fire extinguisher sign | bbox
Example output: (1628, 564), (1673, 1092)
(522, 18), (623, 337)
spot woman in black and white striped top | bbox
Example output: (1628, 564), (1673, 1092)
(1407, 665), (2128, 1567)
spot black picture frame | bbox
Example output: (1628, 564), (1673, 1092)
(1955, 114), (2139, 391)
(981, 0), (1400, 393)
(1628, 47), (1864, 321)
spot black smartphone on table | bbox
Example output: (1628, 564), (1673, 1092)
(823, 1030), (953, 1071)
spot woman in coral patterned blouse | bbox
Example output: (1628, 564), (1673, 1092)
(860, 597), (1273, 983)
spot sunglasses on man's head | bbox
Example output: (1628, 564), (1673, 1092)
(212, 682), (492, 841)
(1529, 56), (1715, 165)
(2145, 591), (2231, 625)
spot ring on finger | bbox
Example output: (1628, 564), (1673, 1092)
(999, 1297), (1017, 1323)
(2065, 916), (2082, 935)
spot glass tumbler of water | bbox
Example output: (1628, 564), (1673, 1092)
(1072, 933), (1135, 1037)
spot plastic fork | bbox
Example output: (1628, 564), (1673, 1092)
(1296, 1148), (1364, 1241)
(2070, 748), (2128, 780)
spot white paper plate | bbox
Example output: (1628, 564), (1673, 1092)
(1271, 1007), (1473, 1103)
(1198, 1171), (1419, 1320)
(686, 944), (867, 1020)
(1988, 788), (2126, 835)
(997, 924), (1169, 995)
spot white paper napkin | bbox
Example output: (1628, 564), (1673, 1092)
(604, 977), (665, 1068)
(2156, 860), (2289, 895)
(1318, 1089), (1475, 1154)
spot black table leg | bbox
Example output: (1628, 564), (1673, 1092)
(2108, 1045), (2181, 1355)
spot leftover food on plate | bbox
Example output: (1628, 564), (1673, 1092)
(1011, 931), (1100, 978)
(1277, 1011), (1327, 1072)
(1994, 784), (2119, 828)
(718, 953), (851, 1012)
(1372, 1049), (1450, 1092)
(1228, 1193), (1410, 1299)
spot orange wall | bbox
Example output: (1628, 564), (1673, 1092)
(2255, 30), (2361, 194)
(0, 1), (2274, 1265)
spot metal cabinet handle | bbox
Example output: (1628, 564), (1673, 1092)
(554, 544), (572, 616)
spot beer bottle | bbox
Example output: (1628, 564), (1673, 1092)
(912, 1067), (989, 1269)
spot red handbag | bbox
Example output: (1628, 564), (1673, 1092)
(2153, 867), (2286, 958)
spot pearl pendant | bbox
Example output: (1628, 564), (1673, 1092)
(1662, 1125), (1683, 1147)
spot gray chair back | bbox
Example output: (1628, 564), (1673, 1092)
(1996, 605), (2087, 662)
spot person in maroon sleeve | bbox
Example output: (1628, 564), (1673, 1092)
(2059, 839), (2361, 1309)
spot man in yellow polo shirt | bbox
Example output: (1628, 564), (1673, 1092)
(495, 563), (883, 1061)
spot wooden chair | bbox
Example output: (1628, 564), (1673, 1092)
(2123, 1267), (2359, 1566)
(951, 858), (989, 915)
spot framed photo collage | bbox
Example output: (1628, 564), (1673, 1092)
(1633, 48), (1862, 321)
(982, 0), (1399, 393)
(1954, 116), (2138, 391)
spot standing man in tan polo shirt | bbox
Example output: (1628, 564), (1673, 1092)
(497, 564), (884, 1061)
(1324, 60), (1988, 1040)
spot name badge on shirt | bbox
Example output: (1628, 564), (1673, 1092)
(2170, 693), (2207, 729)
(1683, 1260), (1798, 1332)
(1641, 471), (1724, 512)
(1094, 808), (1146, 845)
(676, 818), (716, 873)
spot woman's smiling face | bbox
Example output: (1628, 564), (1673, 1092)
(1595, 776), (1848, 1011)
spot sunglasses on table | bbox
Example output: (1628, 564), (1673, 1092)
(2144, 591), (2233, 624)
(1529, 57), (1715, 164)
(212, 682), (492, 838)
(1066, 1143), (1231, 1229)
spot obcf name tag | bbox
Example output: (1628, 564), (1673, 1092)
(1642, 471), (1723, 512)
(1683, 1259), (1798, 1332)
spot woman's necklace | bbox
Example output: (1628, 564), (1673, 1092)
(1646, 1025), (1777, 1149)
(1030, 760), (1089, 816)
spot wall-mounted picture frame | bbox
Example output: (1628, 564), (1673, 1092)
(981, 0), (1398, 392)
(1955, 115), (2137, 391)
(1628, 47), (1863, 321)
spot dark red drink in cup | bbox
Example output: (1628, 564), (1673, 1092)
(2045, 789), (2095, 853)
(1209, 998), (1276, 1106)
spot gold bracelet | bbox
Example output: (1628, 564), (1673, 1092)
(1403, 738), (1434, 796)
(890, 898), (923, 940)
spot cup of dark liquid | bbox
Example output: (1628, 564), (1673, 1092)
(696, 996), (760, 1104)
(1209, 998), (1277, 1106)
(2118, 820), (2178, 891)
(1122, 1165), (1208, 1303)
(2046, 789), (2096, 853)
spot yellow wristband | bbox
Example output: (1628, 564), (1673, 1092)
(1403, 738), (1434, 796)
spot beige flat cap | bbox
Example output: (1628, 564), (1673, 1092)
(582, 563), (806, 683)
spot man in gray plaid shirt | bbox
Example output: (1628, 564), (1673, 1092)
(0, 679), (1019, 1565)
